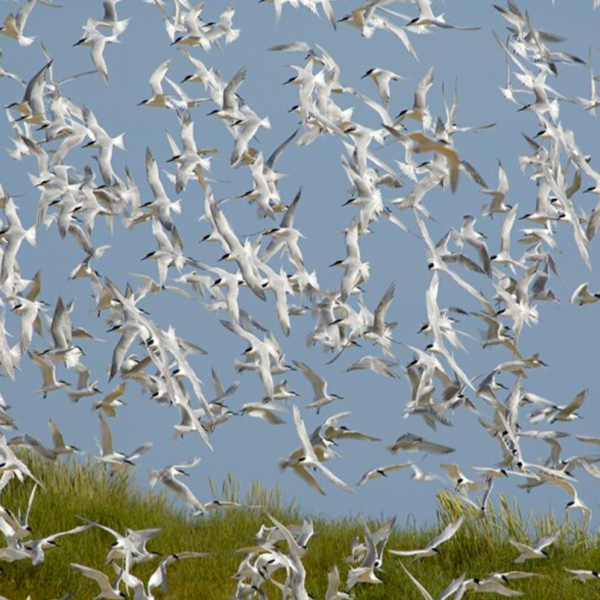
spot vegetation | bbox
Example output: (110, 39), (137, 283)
(1, 456), (599, 599)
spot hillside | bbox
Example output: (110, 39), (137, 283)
(0, 457), (599, 599)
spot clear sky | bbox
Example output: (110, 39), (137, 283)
(1, 0), (600, 524)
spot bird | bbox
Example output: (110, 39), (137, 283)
(292, 360), (343, 412)
(0, 0), (40, 46)
(74, 26), (123, 84)
(28, 351), (70, 398)
(357, 461), (413, 486)
(284, 405), (354, 494)
(389, 517), (464, 558)
(93, 414), (152, 472)
(389, 433), (455, 455)
(138, 59), (172, 107)
(570, 282), (600, 305)
(71, 563), (127, 599)
(509, 533), (558, 563)
(406, 0), (481, 31)
(361, 68), (404, 107)
(396, 66), (435, 130)
(564, 568), (600, 583)
(400, 564), (466, 600)
(149, 457), (206, 515)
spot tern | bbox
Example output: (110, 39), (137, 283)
(481, 160), (512, 217)
(564, 568), (600, 583)
(357, 461), (413, 486)
(94, 414), (152, 472)
(71, 563), (127, 599)
(389, 432), (454, 455)
(28, 351), (70, 398)
(27, 524), (91, 565)
(347, 516), (394, 589)
(292, 360), (343, 412)
(143, 147), (181, 230)
(400, 564), (466, 600)
(147, 552), (210, 594)
(286, 405), (354, 494)
(509, 532), (558, 563)
(0, 0), (39, 46)
(6, 60), (52, 124)
(361, 68), (404, 107)
(74, 26), (122, 84)
(396, 66), (434, 130)
(570, 282), (600, 305)
(138, 59), (172, 107)
(150, 458), (206, 514)
(389, 517), (464, 558)
(406, 0), (480, 31)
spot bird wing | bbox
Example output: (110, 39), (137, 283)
(48, 418), (66, 449)
(535, 532), (558, 551)
(292, 465), (327, 496)
(90, 37), (109, 83)
(71, 563), (112, 590)
(373, 282), (394, 332)
(222, 66), (247, 110)
(98, 414), (114, 456)
(427, 517), (464, 550)
(292, 405), (319, 464)
(400, 563), (434, 600)
(293, 360), (326, 398)
(149, 58), (170, 96)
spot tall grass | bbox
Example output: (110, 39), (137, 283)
(0, 455), (599, 599)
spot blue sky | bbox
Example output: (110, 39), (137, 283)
(1, 0), (600, 523)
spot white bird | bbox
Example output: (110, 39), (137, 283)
(564, 568), (600, 583)
(543, 475), (592, 527)
(440, 463), (479, 493)
(389, 432), (454, 455)
(94, 414), (152, 472)
(326, 564), (352, 600)
(462, 577), (523, 597)
(74, 26), (122, 84)
(482, 160), (512, 217)
(287, 405), (354, 494)
(27, 524), (91, 565)
(149, 457), (205, 515)
(71, 563), (127, 599)
(491, 204), (526, 270)
(400, 563), (466, 600)
(293, 360), (343, 412)
(410, 463), (445, 484)
(509, 532), (558, 563)
(143, 147), (181, 231)
(361, 68), (404, 107)
(405, 0), (481, 31)
(396, 66), (434, 129)
(570, 282), (600, 306)
(389, 517), (464, 558)
(28, 351), (69, 398)
(357, 461), (413, 486)
(347, 516), (394, 589)
(147, 552), (210, 594)
(138, 59), (172, 107)
(0, 0), (39, 46)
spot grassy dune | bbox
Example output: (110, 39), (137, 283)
(1, 456), (599, 599)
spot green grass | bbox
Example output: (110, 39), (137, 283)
(1, 455), (600, 599)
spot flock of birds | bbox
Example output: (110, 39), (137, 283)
(0, 0), (599, 598)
